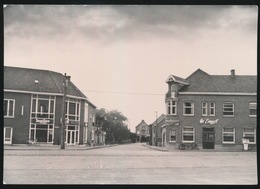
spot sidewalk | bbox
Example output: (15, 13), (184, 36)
(4, 144), (118, 151)
(142, 144), (255, 152)
(142, 144), (169, 151)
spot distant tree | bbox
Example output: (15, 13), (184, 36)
(96, 108), (131, 144)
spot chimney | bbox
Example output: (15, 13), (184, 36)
(230, 69), (235, 78)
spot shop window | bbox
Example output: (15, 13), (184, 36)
(169, 129), (176, 142)
(249, 102), (257, 117)
(223, 102), (234, 116)
(182, 127), (194, 143)
(4, 99), (15, 117)
(243, 128), (256, 144)
(222, 128), (235, 143)
(183, 102), (194, 116)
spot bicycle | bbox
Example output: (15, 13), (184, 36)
(178, 142), (199, 150)
(28, 138), (39, 146)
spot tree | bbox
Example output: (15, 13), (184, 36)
(96, 108), (131, 144)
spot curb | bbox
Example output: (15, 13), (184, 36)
(4, 144), (119, 151)
(142, 144), (169, 152)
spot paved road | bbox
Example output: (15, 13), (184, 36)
(3, 143), (258, 184)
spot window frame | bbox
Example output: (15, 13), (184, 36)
(183, 101), (194, 116)
(4, 99), (15, 118)
(243, 128), (256, 144)
(169, 129), (176, 142)
(66, 98), (80, 121)
(166, 100), (177, 115)
(209, 102), (216, 116)
(249, 102), (257, 117)
(223, 102), (234, 117)
(182, 127), (195, 143)
(222, 127), (235, 144)
(202, 102), (207, 116)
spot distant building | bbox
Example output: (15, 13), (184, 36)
(151, 114), (165, 146)
(135, 120), (149, 142)
(163, 69), (257, 151)
(3, 66), (105, 146)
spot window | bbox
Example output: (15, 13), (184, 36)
(182, 127), (194, 142)
(202, 102), (215, 116)
(183, 102), (194, 116)
(202, 102), (207, 116)
(223, 128), (235, 143)
(249, 102), (257, 117)
(169, 129), (176, 142)
(209, 102), (215, 116)
(31, 95), (55, 119)
(4, 99), (15, 117)
(66, 98), (80, 121)
(243, 128), (256, 144)
(223, 102), (234, 116)
(92, 114), (95, 126)
(166, 100), (177, 115)
(84, 103), (89, 122)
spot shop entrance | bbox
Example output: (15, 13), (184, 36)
(65, 126), (79, 145)
(66, 130), (76, 145)
(4, 127), (13, 145)
(202, 128), (215, 149)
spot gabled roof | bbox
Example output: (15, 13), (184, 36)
(179, 69), (257, 93)
(135, 120), (148, 128)
(166, 75), (189, 85)
(151, 114), (165, 126)
(4, 66), (96, 107)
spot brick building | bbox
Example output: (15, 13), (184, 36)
(3, 66), (105, 146)
(135, 120), (149, 142)
(151, 114), (165, 146)
(162, 69), (257, 151)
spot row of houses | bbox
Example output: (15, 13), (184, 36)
(4, 66), (106, 146)
(136, 69), (257, 151)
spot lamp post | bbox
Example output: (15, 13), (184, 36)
(60, 73), (70, 149)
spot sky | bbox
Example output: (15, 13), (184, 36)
(4, 5), (258, 132)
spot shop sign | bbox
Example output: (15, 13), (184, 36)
(35, 119), (50, 124)
(199, 118), (219, 125)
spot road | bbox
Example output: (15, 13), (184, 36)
(3, 143), (258, 184)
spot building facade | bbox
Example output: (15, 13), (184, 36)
(151, 114), (165, 146)
(135, 120), (149, 142)
(163, 69), (257, 151)
(3, 66), (105, 146)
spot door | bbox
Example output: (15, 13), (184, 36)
(66, 130), (76, 145)
(202, 128), (215, 149)
(4, 127), (13, 145)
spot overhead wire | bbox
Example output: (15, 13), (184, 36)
(80, 89), (164, 96)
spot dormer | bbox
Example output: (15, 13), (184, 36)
(165, 75), (189, 99)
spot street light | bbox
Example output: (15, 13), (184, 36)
(60, 73), (71, 149)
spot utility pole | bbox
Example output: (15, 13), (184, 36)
(60, 73), (70, 149)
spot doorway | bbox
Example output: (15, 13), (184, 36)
(4, 127), (13, 145)
(202, 128), (215, 149)
(66, 130), (75, 145)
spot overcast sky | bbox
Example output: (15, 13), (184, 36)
(4, 5), (258, 132)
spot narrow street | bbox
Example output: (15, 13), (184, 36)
(3, 143), (257, 184)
